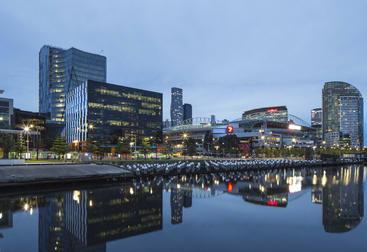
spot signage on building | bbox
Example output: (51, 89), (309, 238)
(267, 108), (279, 113)
(289, 124), (302, 130)
(226, 126), (234, 134)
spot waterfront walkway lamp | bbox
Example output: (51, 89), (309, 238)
(24, 126), (30, 160)
(130, 141), (134, 159)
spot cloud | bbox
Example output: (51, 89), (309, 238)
(1, 0), (366, 144)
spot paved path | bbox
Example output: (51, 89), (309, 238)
(0, 163), (132, 187)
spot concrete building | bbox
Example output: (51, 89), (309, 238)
(39, 46), (106, 122)
(322, 81), (364, 149)
(170, 87), (183, 126)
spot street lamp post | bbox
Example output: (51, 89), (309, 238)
(24, 126), (30, 160)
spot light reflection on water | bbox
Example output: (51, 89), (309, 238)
(0, 165), (366, 252)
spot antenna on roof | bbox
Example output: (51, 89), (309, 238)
(100, 49), (104, 54)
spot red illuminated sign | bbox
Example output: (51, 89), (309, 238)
(267, 108), (279, 113)
(267, 200), (278, 206)
(226, 126), (234, 134)
(228, 182), (233, 192)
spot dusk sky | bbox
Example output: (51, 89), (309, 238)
(1, 1), (366, 142)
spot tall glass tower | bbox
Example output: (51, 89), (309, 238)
(170, 87), (183, 126)
(322, 81), (364, 149)
(39, 46), (106, 122)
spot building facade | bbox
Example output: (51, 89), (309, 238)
(242, 106), (288, 122)
(0, 97), (13, 129)
(170, 87), (183, 126)
(322, 81), (364, 149)
(183, 103), (192, 122)
(39, 46), (106, 122)
(65, 80), (162, 145)
(311, 108), (322, 142)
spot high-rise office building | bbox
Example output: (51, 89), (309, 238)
(311, 108), (322, 141)
(65, 80), (162, 144)
(170, 87), (183, 126)
(210, 115), (216, 125)
(311, 108), (322, 126)
(183, 103), (192, 122)
(322, 81), (364, 149)
(0, 97), (13, 129)
(39, 45), (106, 122)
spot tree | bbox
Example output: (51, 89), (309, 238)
(0, 134), (15, 159)
(115, 142), (130, 160)
(183, 138), (197, 157)
(218, 135), (241, 156)
(140, 137), (151, 160)
(203, 132), (214, 155)
(85, 139), (97, 154)
(12, 135), (25, 159)
(50, 136), (69, 159)
(162, 143), (173, 159)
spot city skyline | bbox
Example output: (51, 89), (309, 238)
(1, 1), (366, 143)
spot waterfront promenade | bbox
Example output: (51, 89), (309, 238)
(0, 163), (132, 188)
(0, 158), (364, 188)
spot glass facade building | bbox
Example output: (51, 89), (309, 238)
(311, 108), (322, 141)
(170, 87), (183, 126)
(39, 46), (106, 122)
(65, 80), (162, 144)
(322, 81), (364, 149)
(242, 106), (288, 122)
(0, 97), (13, 129)
(183, 103), (192, 122)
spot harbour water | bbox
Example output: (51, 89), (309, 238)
(0, 164), (366, 252)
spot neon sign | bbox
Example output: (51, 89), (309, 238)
(226, 126), (234, 134)
(267, 108), (279, 113)
(228, 182), (233, 192)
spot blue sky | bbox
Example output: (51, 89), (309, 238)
(1, 0), (366, 143)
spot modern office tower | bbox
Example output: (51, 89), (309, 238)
(311, 108), (322, 141)
(65, 80), (162, 144)
(39, 45), (106, 122)
(242, 106), (288, 122)
(170, 87), (183, 126)
(211, 115), (216, 125)
(322, 81), (364, 149)
(311, 108), (322, 126)
(183, 103), (192, 122)
(0, 97), (13, 129)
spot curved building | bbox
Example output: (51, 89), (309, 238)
(242, 106), (288, 122)
(322, 81), (364, 149)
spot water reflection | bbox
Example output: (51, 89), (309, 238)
(0, 165), (364, 251)
(164, 165), (364, 234)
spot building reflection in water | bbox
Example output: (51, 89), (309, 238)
(322, 166), (364, 233)
(0, 164), (364, 249)
(170, 185), (184, 225)
(39, 183), (163, 251)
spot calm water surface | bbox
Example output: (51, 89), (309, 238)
(0, 165), (366, 252)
